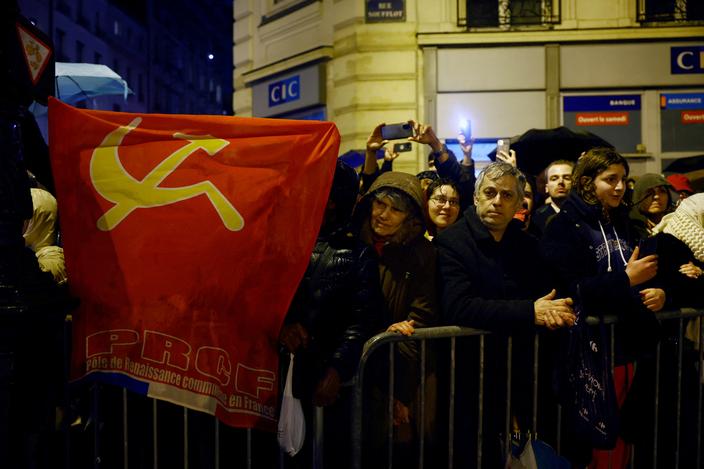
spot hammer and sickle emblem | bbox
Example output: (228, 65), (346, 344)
(90, 117), (244, 231)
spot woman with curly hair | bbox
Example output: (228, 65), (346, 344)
(540, 148), (663, 468)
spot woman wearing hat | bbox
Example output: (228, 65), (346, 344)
(630, 173), (674, 240)
(354, 170), (438, 468)
(666, 173), (695, 206)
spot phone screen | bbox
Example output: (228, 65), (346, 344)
(393, 142), (412, 153)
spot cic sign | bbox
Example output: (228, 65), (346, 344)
(671, 46), (704, 74)
(268, 75), (300, 107)
(252, 64), (325, 118)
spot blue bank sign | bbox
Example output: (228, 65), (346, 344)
(563, 95), (641, 112)
(268, 75), (300, 107)
(252, 65), (325, 118)
(671, 46), (704, 74)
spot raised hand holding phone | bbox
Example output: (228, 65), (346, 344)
(380, 122), (414, 140)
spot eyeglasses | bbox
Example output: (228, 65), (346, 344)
(429, 196), (460, 207)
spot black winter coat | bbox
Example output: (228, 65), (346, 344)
(283, 229), (383, 401)
(540, 193), (661, 363)
(435, 203), (557, 467)
(436, 206), (549, 332)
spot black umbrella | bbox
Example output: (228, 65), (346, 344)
(663, 154), (704, 193)
(488, 126), (613, 176)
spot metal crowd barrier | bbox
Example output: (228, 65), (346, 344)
(5, 308), (701, 468)
(350, 308), (704, 469)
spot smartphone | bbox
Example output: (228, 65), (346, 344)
(497, 139), (510, 155)
(459, 121), (472, 141)
(393, 142), (412, 153)
(638, 237), (658, 258)
(381, 122), (414, 140)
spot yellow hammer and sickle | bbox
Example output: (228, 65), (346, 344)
(90, 117), (244, 231)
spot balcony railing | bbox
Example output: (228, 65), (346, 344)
(637, 0), (704, 23)
(458, 0), (560, 28)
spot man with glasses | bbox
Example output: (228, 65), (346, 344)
(434, 161), (574, 468)
(532, 160), (575, 235)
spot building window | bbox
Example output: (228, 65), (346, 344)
(95, 11), (103, 35)
(55, 28), (67, 61)
(138, 73), (144, 102)
(459, 0), (560, 28)
(261, 0), (318, 25)
(637, 0), (704, 22)
(75, 40), (84, 62)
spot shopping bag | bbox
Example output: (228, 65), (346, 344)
(505, 433), (570, 469)
(563, 308), (619, 449)
(277, 353), (306, 456)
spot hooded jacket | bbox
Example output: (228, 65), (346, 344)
(629, 173), (673, 240)
(541, 192), (661, 362)
(355, 171), (438, 406)
(356, 171), (437, 330)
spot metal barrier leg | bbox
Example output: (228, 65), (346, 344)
(183, 408), (189, 469)
(214, 418), (220, 469)
(387, 343), (394, 469)
(313, 406), (324, 469)
(556, 404), (561, 454)
(675, 318), (684, 469)
(532, 334), (539, 434)
(152, 398), (158, 469)
(448, 337), (455, 469)
(505, 337), (512, 455)
(122, 388), (128, 469)
(92, 384), (102, 469)
(419, 339), (426, 469)
(653, 342), (661, 469)
(477, 335), (484, 469)
(247, 428), (252, 469)
(697, 317), (703, 469)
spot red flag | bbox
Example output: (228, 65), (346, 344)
(48, 98), (340, 429)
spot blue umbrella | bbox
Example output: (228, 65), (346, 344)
(338, 149), (384, 168)
(54, 62), (132, 104)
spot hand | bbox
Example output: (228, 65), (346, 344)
(458, 133), (473, 156)
(679, 262), (703, 279)
(625, 246), (658, 286)
(313, 367), (341, 407)
(393, 399), (411, 426)
(534, 289), (576, 330)
(279, 323), (309, 353)
(387, 319), (415, 336)
(409, 120), (443, 152)
(384, 147), (400, 162)
(496, 149), (517, 167)
(366, 123), (389, 154)
(640, 288), (666, 312)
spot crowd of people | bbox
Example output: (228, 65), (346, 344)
(3, 112), (703, 468)
(280, 121), (704, 469)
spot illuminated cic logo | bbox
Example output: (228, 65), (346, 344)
(268, 75), (300, 107)
(89, 117), (244, 231)
(671, 46), (704, 74)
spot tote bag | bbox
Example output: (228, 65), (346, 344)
(277, 353), (306, 456)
